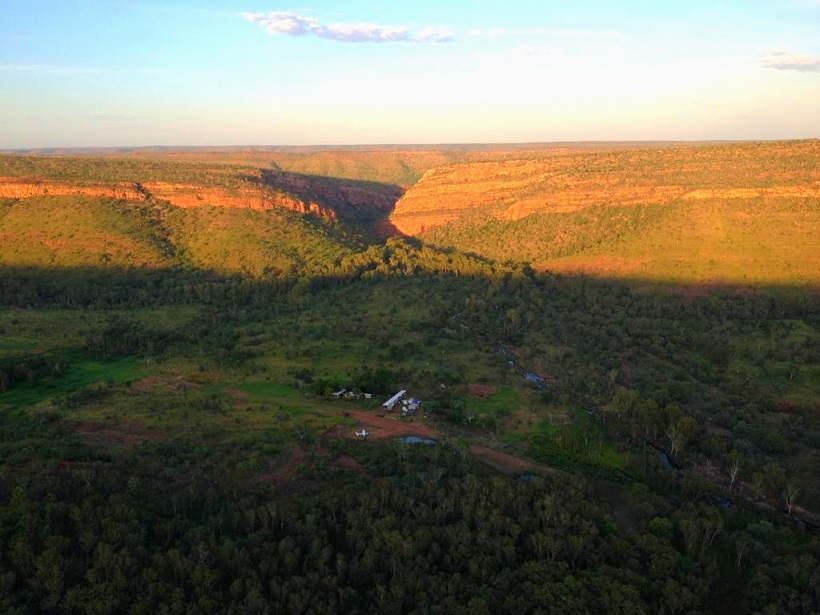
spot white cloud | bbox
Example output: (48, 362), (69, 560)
(242, 12), (315, 36)
(417, 26), (455, 43)
(313, 21), (411, 43)
(242, 11), (454, 44)
(762, 49), (820, 73)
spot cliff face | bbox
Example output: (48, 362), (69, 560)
(387, 148), (820, 236)
(0, 177), (145, 201)
(0, 177), (337, 220)
(261, 170), (402, 226)
(140, 181), (336, 219)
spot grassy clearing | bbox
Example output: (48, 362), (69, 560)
(465, 384), (518, 416)
(1, 356), (147, 411)
(527, 411), (631, 478)
(234, 380), (303, 399)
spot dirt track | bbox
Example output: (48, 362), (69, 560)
(326, 409), (559, 477)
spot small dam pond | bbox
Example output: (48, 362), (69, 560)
(397, 436), (437, 445)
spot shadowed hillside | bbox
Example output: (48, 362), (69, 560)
(258, 168), (402, 228)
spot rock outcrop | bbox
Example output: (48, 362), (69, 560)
(0, 176), (337, 220)
(0, 177), (144, 201)
(387, 150), (820, 236)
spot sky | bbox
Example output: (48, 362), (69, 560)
(1, 0), (819, 147)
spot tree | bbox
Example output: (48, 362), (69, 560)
(726, 451), (742, 492)
(733, 532), (752, 569)
(782, 482), (800, 516)
(610, 387), (638, 419)
(751, 471), (766, 501)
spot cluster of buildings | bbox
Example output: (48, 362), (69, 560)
(331, 387), (423, 418)
(382, 390), (422, 417)
(332, 388), (373, 400)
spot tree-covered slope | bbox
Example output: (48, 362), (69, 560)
(163, 206), (359, 277)
(0, 195), (363, 277)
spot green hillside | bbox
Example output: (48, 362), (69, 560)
(542, 195), (819, 285)
(163, 206), (360, 277)
(0, 195), (361, 277)
(0, 196), (173, 269)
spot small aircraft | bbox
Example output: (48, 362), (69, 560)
(355, 429), (369, 438)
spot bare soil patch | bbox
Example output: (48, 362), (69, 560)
(466, 384), (498, 398)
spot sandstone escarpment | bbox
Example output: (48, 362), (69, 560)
(0, 176), (337, 220)
(0, 177), (145, 201)
(140, 181), (336, 219)
(387, 144), (820, 236)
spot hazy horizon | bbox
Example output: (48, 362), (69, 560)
(2, 138), (787, 154)
(2, 0), (819, 149)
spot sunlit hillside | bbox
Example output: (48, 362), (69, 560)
(0, 196), (174, 269)
(390, 140), (820, 285)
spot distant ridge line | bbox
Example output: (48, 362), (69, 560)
(1, 139), (796, 156)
